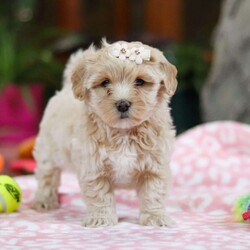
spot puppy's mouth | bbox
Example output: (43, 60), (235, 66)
(111, 112), (142, 129)
(120, 112), (129, 119)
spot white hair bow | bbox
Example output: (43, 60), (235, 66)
(109, 42), (151, 64)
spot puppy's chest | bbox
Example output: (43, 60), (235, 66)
(103, 136), (141, 183)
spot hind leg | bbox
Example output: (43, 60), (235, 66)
(32, 164), (61, 211)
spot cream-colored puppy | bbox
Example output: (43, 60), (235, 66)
(32, 40), (177, 227)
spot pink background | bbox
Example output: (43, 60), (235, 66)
(0, 84), (44, 144)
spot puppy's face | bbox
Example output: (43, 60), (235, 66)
(71, 41), (177, 129)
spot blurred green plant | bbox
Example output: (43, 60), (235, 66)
(0, 23), (64, 90)
(0, 0), (64, 91)
(163, 44), (210, 93)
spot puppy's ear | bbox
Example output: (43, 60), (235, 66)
(159, 61), (177, 97)
(71, 65), (87, 101)
(70, 46), (96, 101)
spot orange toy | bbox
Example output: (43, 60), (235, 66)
(9, 137), (37, 173)
(18, 137), (36, 159)
(0, 154), (4, 173)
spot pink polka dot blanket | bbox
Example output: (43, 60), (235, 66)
(1, 121), (250, 250)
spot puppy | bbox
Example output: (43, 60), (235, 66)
(32, 40), (177, 227)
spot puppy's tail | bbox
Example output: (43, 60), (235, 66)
(62, 45), (96, 88)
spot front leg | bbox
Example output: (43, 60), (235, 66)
(136, 169), (174, 227)
(79, 175), (118, 227)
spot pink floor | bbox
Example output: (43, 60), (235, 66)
(1, 121), (250, 249)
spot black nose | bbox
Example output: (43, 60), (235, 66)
(115, 100), (132, 113)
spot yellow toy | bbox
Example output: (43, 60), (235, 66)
(0, 175), (22, 212)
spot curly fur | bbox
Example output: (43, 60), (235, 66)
(32, 40), (177, 227)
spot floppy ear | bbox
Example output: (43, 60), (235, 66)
(159, 61), (178, 96)
(71, 65), (87, 101)
(69, 46), (97, 101)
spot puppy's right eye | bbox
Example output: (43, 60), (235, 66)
(101, 80), (110, 88)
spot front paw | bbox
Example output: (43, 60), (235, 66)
(32, 194), (59, 211)
(82, 214), (118, 227)
(140, 213), (175, 227)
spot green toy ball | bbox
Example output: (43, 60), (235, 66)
(0, 175), (22, 213)
(233, 192), (250, 222)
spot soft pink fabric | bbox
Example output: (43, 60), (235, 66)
(0, 84), (44, 144)
(0, 121), (249, 249)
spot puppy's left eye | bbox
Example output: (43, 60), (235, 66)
(135, 78), (145, 86)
